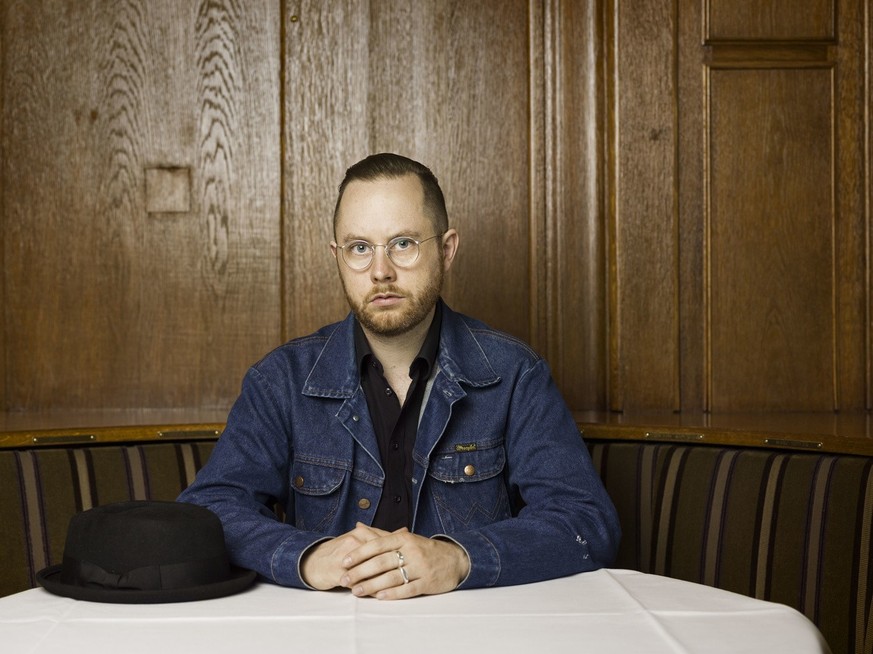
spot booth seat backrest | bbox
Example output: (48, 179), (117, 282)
(2, 437), (871, 654)
(587, 440), (873, 654)
(0, 440), (216, 598)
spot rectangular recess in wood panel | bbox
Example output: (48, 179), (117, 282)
(706, 67), (835, 411)
(705, 0), (835, 43)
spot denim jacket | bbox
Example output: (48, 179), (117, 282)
(179, 302), (620, 589)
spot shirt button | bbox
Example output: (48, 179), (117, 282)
(393, 495), (402, 503)
(358, 498), (371, 509)
(385, 388), (392, 395)
(464, 465), (476, 477)
(294, 476), (305, 488)
(391, 440), (399, 450)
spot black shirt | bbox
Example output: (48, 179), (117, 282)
(354, 302), (442, 531)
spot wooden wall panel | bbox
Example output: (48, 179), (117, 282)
(3, 0), (871, 421)
(0, 3), (5, 412)
(699, 0), (868, 412)
(706, 0), (834, 41)
(869, 0), (873, 410)
(707, 68), (834, 410)
(284, 1), (537, 345)
(677, 0), (707, 411)
(545, 0), (608, 408)
(283, 1), (369, 340)
(1, 0), (281, 411)
(608, 0), (680, 411)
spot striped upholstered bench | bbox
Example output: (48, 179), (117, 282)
(586, 439), (872, 654)
(2, 421), (870, 653)
(0, 428), (219, 597)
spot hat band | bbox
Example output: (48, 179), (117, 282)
(61, 554), (231, 592)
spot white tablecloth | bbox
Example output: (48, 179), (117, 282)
(0, 569), (830, 654)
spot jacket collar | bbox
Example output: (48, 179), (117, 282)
(302, 300), (500, 398)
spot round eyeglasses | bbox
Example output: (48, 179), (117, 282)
(335, 234), (443, 271)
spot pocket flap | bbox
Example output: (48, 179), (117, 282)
(290, 459), (347, 496)
(429, 445), (505, 483)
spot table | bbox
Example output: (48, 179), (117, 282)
(0, 569), (830, 654)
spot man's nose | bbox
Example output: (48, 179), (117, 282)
(369, 245), (396, 282)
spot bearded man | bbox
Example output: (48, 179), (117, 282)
(179, 153), (620, 599)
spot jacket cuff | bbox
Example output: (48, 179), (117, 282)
(271, 533), (332, 588)
(433, 531), (500, 589)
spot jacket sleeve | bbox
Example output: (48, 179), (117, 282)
(442, 358), (621, 588)
(177, 366), (322, 589)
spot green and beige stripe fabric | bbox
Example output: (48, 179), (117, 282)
(587, 441), (873, 654)
(1, 437), (869, 654)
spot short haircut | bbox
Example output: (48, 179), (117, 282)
(333, 153), (449, 237)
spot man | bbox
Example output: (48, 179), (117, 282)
(179, 153), (620, 600)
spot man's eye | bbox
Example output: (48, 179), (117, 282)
(392, 238), (413, 250)
(349, 242), (370, 255)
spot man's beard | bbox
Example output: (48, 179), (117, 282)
(344, 267), (444, 337)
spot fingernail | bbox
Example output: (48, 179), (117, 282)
(343, 556), (352, 566)
(340, 575), (350, 587)
(352, 586), (365, 596)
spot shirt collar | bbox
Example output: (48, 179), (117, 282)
(354, 301), (443, 377)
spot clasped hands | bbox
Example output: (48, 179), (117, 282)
(300, 522), (470, 600)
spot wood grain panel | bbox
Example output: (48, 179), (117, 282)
(706, 0), (835, 42)
(2, 0), (281, 410)
(707, 68), (834, 410)
(374, 1), (533, 344)
(0, 2), (7, 410)
(608, 0), (679, 411)
(284, 1), (535, 344)
(677, 0), (707, 412)
(868, 0), (873, 409)
(284, 1), (370, 339)
(831, 0), (868, 411)
(546, 0), (607, 408)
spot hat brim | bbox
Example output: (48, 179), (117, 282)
(36, 564), (257, 604)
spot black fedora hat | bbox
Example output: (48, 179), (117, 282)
(37, 500), (256, 603)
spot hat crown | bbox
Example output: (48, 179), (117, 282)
(63, 501), (227, 573)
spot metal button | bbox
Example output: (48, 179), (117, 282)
(294, 476), (305, 488)
(464, 464), (476, 477)
(352, 415), (360, 422)
(358, 498), (371, 510)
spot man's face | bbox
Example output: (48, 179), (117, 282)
(331, 175), (456, 338)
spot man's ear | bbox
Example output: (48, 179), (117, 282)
(441, 229), (459, 272)
(330, 241), (338, 260)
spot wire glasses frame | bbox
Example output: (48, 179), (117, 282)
(335, 233), (443, 271)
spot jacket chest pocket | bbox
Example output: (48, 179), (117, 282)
(290, 458), (349, 532)
(426, 443), (511, 531)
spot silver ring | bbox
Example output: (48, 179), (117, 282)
(396, 550), (409, 584)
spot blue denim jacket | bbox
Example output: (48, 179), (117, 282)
(179, 302), (620, 589)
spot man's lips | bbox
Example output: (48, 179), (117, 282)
(368, 292), (404, 307)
